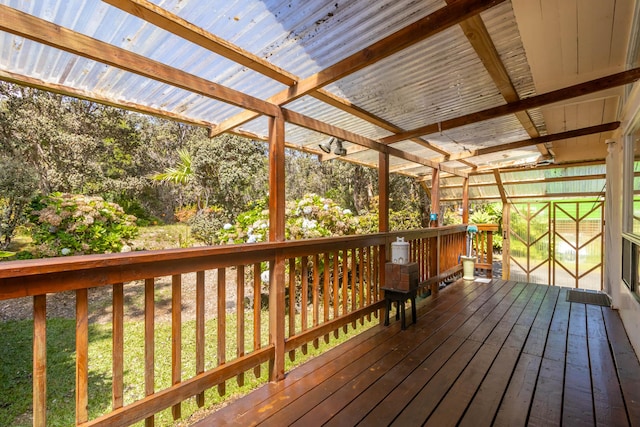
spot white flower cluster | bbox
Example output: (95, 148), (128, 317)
(302, 218), (317, 229)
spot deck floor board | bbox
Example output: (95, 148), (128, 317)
(195, 279), (640, 427)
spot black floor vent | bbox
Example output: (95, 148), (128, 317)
(566, 289), (611, 307)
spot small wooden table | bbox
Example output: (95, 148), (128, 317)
(381, 286), (417, 330)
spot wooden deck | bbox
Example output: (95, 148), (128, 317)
(196, 279), (640, 426)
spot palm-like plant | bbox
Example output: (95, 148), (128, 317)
(152, 148), (192, 185)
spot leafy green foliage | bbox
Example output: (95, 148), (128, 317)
(469, 209), (494, 224)
(151, 148), (193, 185)
(470, 203), (503, 252)
(190, 134), (268, 217)
(188, 206), (228, 246)
(28, 193), (137, 256)
(0, 156), (39, 249)
(207, 194), (423, 246)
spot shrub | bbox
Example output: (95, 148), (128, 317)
(188, 206), (227, 246)
(28, 193), (137, 256)
(0, 156), (39, 249)
(174, 205), (198, 223)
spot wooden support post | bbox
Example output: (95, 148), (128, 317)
(112, 283), (124, 410)
(431, 167), (440, 227)
(76, 288), (89, 425)
(430, 168), (440, 295)
(462, 177), (469, 224)
(379, 152), (389, 322)
(33, 295), (47, 427)
(144, 278), (155, 427)
(268, 113), (286, 381)
(502, 203), (511, 279)
(171, 274), (182, 420)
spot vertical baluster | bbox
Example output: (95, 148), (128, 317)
(342, 250), (348, 333)
(313, 253), (320, 348)
(373, 245), (379, 306)
(218, 268), (226, 395)
(196, 271), (205, 406)
(171, 274), (181, 420)
(236, 266), (245, 386)
(367, 246), (376, 310)
(430, 235), (438, 295)
(366, 247), (372, 320)
(301, 255), (308, 354)
(323, 252), (330, 343)
(33, 294), (46, 427)
(253, 263), (261, 378)
(144, 278), (155, 427)
(76, 288), (89, 424)
(351, 248), (357, 329)
(359, 247), (365, 324)
(113, 283), (124, 410)
(288, 258), (296, 360)
(333, 251), (339, 338)
(487, 231), (494, 278)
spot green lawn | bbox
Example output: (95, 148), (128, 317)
(0, 313), (375, 426)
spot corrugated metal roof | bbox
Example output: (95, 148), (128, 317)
(0, 0), (636, 200)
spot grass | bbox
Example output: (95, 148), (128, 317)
(4, 223), (193, 256)
(0, 311), (376, 426)
(1, 223), (377, 424)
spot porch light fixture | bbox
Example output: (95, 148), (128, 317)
(319, 137), (347, 156)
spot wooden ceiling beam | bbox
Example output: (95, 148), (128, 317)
(441, 192), (605, 202)
(209, 0), (507, 137)
(103, 0), (298, 86)
(382, 68), (640, 144)
(438, 173), (606, 189)
(311, 90), (453, 158)
(108, 0), (463, 165)
(443, 122), (619, 163)
(452, 9), (548, 157)
(468, 159), (606, 176)
(280, 109), (474, 176)
(493, 170), (508, 205)
(0, 5), (280, 117)
(0, 69), (330, 159)
(387, 122), (617, 174)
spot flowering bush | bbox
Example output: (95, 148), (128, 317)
(213, 194), (357, 245)
(286, 194), (356, 240)
(28, 193), (138, 256)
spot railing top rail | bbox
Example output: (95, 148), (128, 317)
(472, 223), (499, 232)
(0, 226), (467, 300)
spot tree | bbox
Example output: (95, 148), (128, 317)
(0, 156), (38, 249)
(189, 134), (268, 218)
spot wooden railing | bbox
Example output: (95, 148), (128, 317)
(0, 225), (465, 426)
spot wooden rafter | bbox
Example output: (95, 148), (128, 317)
(441, 192), (607, 202)
(493, 170), (508, 205)
(311, 90), (451, 159)
(209, 0), (507, 136)
(103, 0), (298, 86)
(452, 9), (548, 156)
(387, 122), (618, 175)
(381, 68), (640, 144)
(438, 173), (607, 189)
(0, 69), (321, 157)
(0, 5), (279, 116)
(0, 5), (449, 177)
(443, 122), (620, 163)
(282, 109), (471, 177)
(471, 159), (606, 176)
(108, 0), (455, 162)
